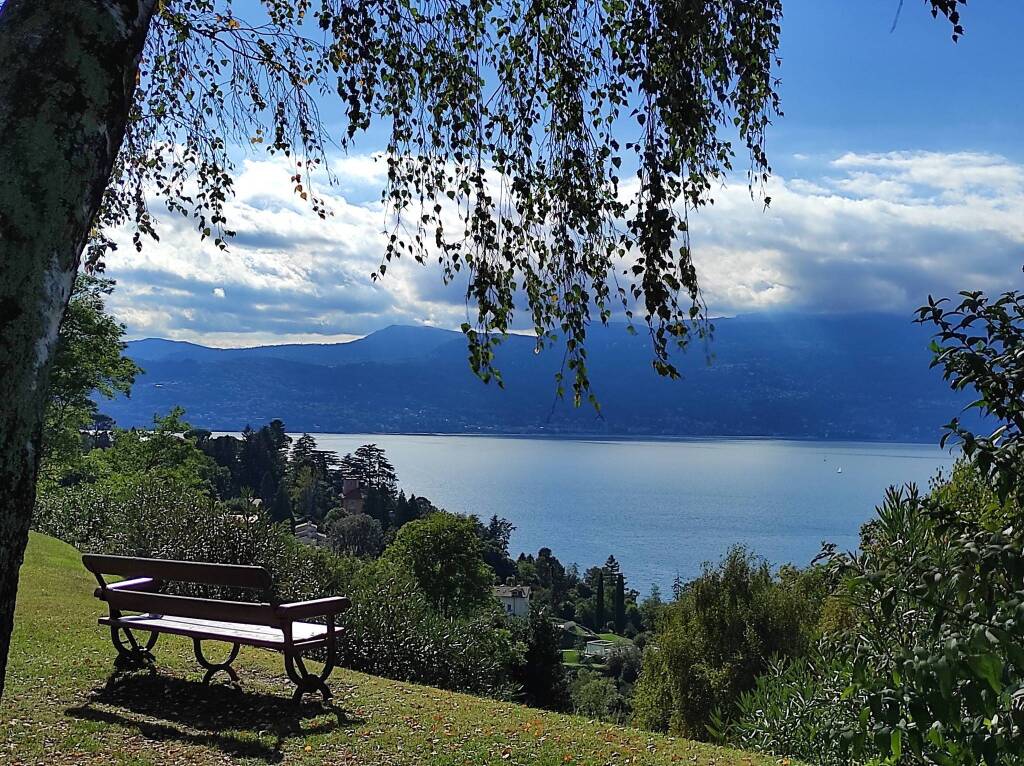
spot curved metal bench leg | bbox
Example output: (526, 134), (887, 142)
(193, 639), (240, 684)
(110, 626), (158, 670)
(285, 650), (334, 703)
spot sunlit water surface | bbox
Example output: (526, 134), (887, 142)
(267, 435), (954, 594)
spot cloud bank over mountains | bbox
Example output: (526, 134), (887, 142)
(104, 150), (1024, 346)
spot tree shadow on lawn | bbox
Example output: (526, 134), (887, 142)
(66, 672), (363, 763)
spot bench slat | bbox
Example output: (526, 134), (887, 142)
(103, 589), (279, 627)
(83, 554), (272, 590)
(101, 614), (331, 650)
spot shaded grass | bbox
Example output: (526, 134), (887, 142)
(1, 533), (786, 765)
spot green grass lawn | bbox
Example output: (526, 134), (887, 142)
(596, 633), (633, 645)
(1, 533), (784, 765)
(561, 649), (580, 666)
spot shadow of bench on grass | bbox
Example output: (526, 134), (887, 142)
(66, 673), (362, 763)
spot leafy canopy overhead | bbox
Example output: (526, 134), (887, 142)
(94, 0), (966, 401)
(95, 0), (785, 402)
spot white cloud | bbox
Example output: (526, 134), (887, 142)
(103, 150), (1024, 346)
(689, 150), (1024, 314)
(831, 151), (1024, 195)
(105, 155), (472, 344)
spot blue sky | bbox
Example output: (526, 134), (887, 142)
(106, 1), (1024, 346)
(771, 0), (1024, 169)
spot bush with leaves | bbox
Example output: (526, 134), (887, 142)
(710, 649), (875, 766)
(571, 669), (626, 722)
(606, 644), (643, 685)
(631, 546), (826, 738)
(380, 511), (495, 618)
(710, 481), (1024, 765)
(340, 559), (515, 697)
(74, 408), (225, 495)
(34, 477), (357, 603)
(327, 512), (385, 558)
(822, 479), (1024, 765)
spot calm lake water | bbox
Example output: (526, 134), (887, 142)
(301, 434), (955, 594)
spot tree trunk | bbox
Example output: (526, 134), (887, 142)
(0, 0), (156, 698)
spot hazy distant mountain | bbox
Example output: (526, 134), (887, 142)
(128, 324), (464, 366)
(108, 314), (978, 442)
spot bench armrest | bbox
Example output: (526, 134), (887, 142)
(94, 576), (158, 599)
(276, 596), (351, 620)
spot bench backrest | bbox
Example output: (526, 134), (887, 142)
(83, 554), (280, 627)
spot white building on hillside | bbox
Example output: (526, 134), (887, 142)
(294, 521), (329, 548)
(584, 639), (617, 658)
(494, 584), (531, 617)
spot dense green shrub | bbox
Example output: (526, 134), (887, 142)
(571, 670), (625, 721)
(823, 480), (1024, 765)
(34, 477), (357, 602)
(631, 546), (826, 738)
(710, 650), (873, 766)
(605, 644), (643, 684)
(327, 512), (385, 558)
(341, 559), (515, 696)
(930, 457), (1015, 528)
(76, 409), (224, 493)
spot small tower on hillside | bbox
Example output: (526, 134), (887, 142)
(341, 477), (364, 515)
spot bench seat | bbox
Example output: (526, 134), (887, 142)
(99, 613), (331, 649)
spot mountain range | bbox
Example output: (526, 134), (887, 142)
(107, 314), (978, 442)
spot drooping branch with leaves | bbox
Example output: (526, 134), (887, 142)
(98, 0), (786, 400)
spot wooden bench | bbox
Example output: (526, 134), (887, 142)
(83, 554), (351, 702)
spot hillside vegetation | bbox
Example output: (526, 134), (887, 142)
(1, 533), (782, 766)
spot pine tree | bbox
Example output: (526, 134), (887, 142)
(363, 486), (395, 530)
(394, 491), (421, 529)
(269, 483), (292, 524)
(595, 570), (606, 631)
(266, 419), (290, 453)
(340, 444), (398, 496)
(511, 607), (571, 711)
(614, 573), (626, 634)
(258, 471), (276, 506)
(200, 434), (241, 497)
(289, 433), (319, 473)
(237, 425), (260, 491)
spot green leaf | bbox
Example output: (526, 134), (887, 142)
(891, 728), (902, 760)
(967, 653), (1004, 693)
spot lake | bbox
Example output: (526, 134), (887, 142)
(304, 434), (955, 595)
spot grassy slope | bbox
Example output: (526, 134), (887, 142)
(1, 533), (782, 766)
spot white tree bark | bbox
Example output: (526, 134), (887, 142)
(0, 0), (156, 698)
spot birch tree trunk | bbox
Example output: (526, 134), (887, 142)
(0, 0), (156, 698)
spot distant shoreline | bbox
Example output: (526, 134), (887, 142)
(210, 429), (947, 448)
